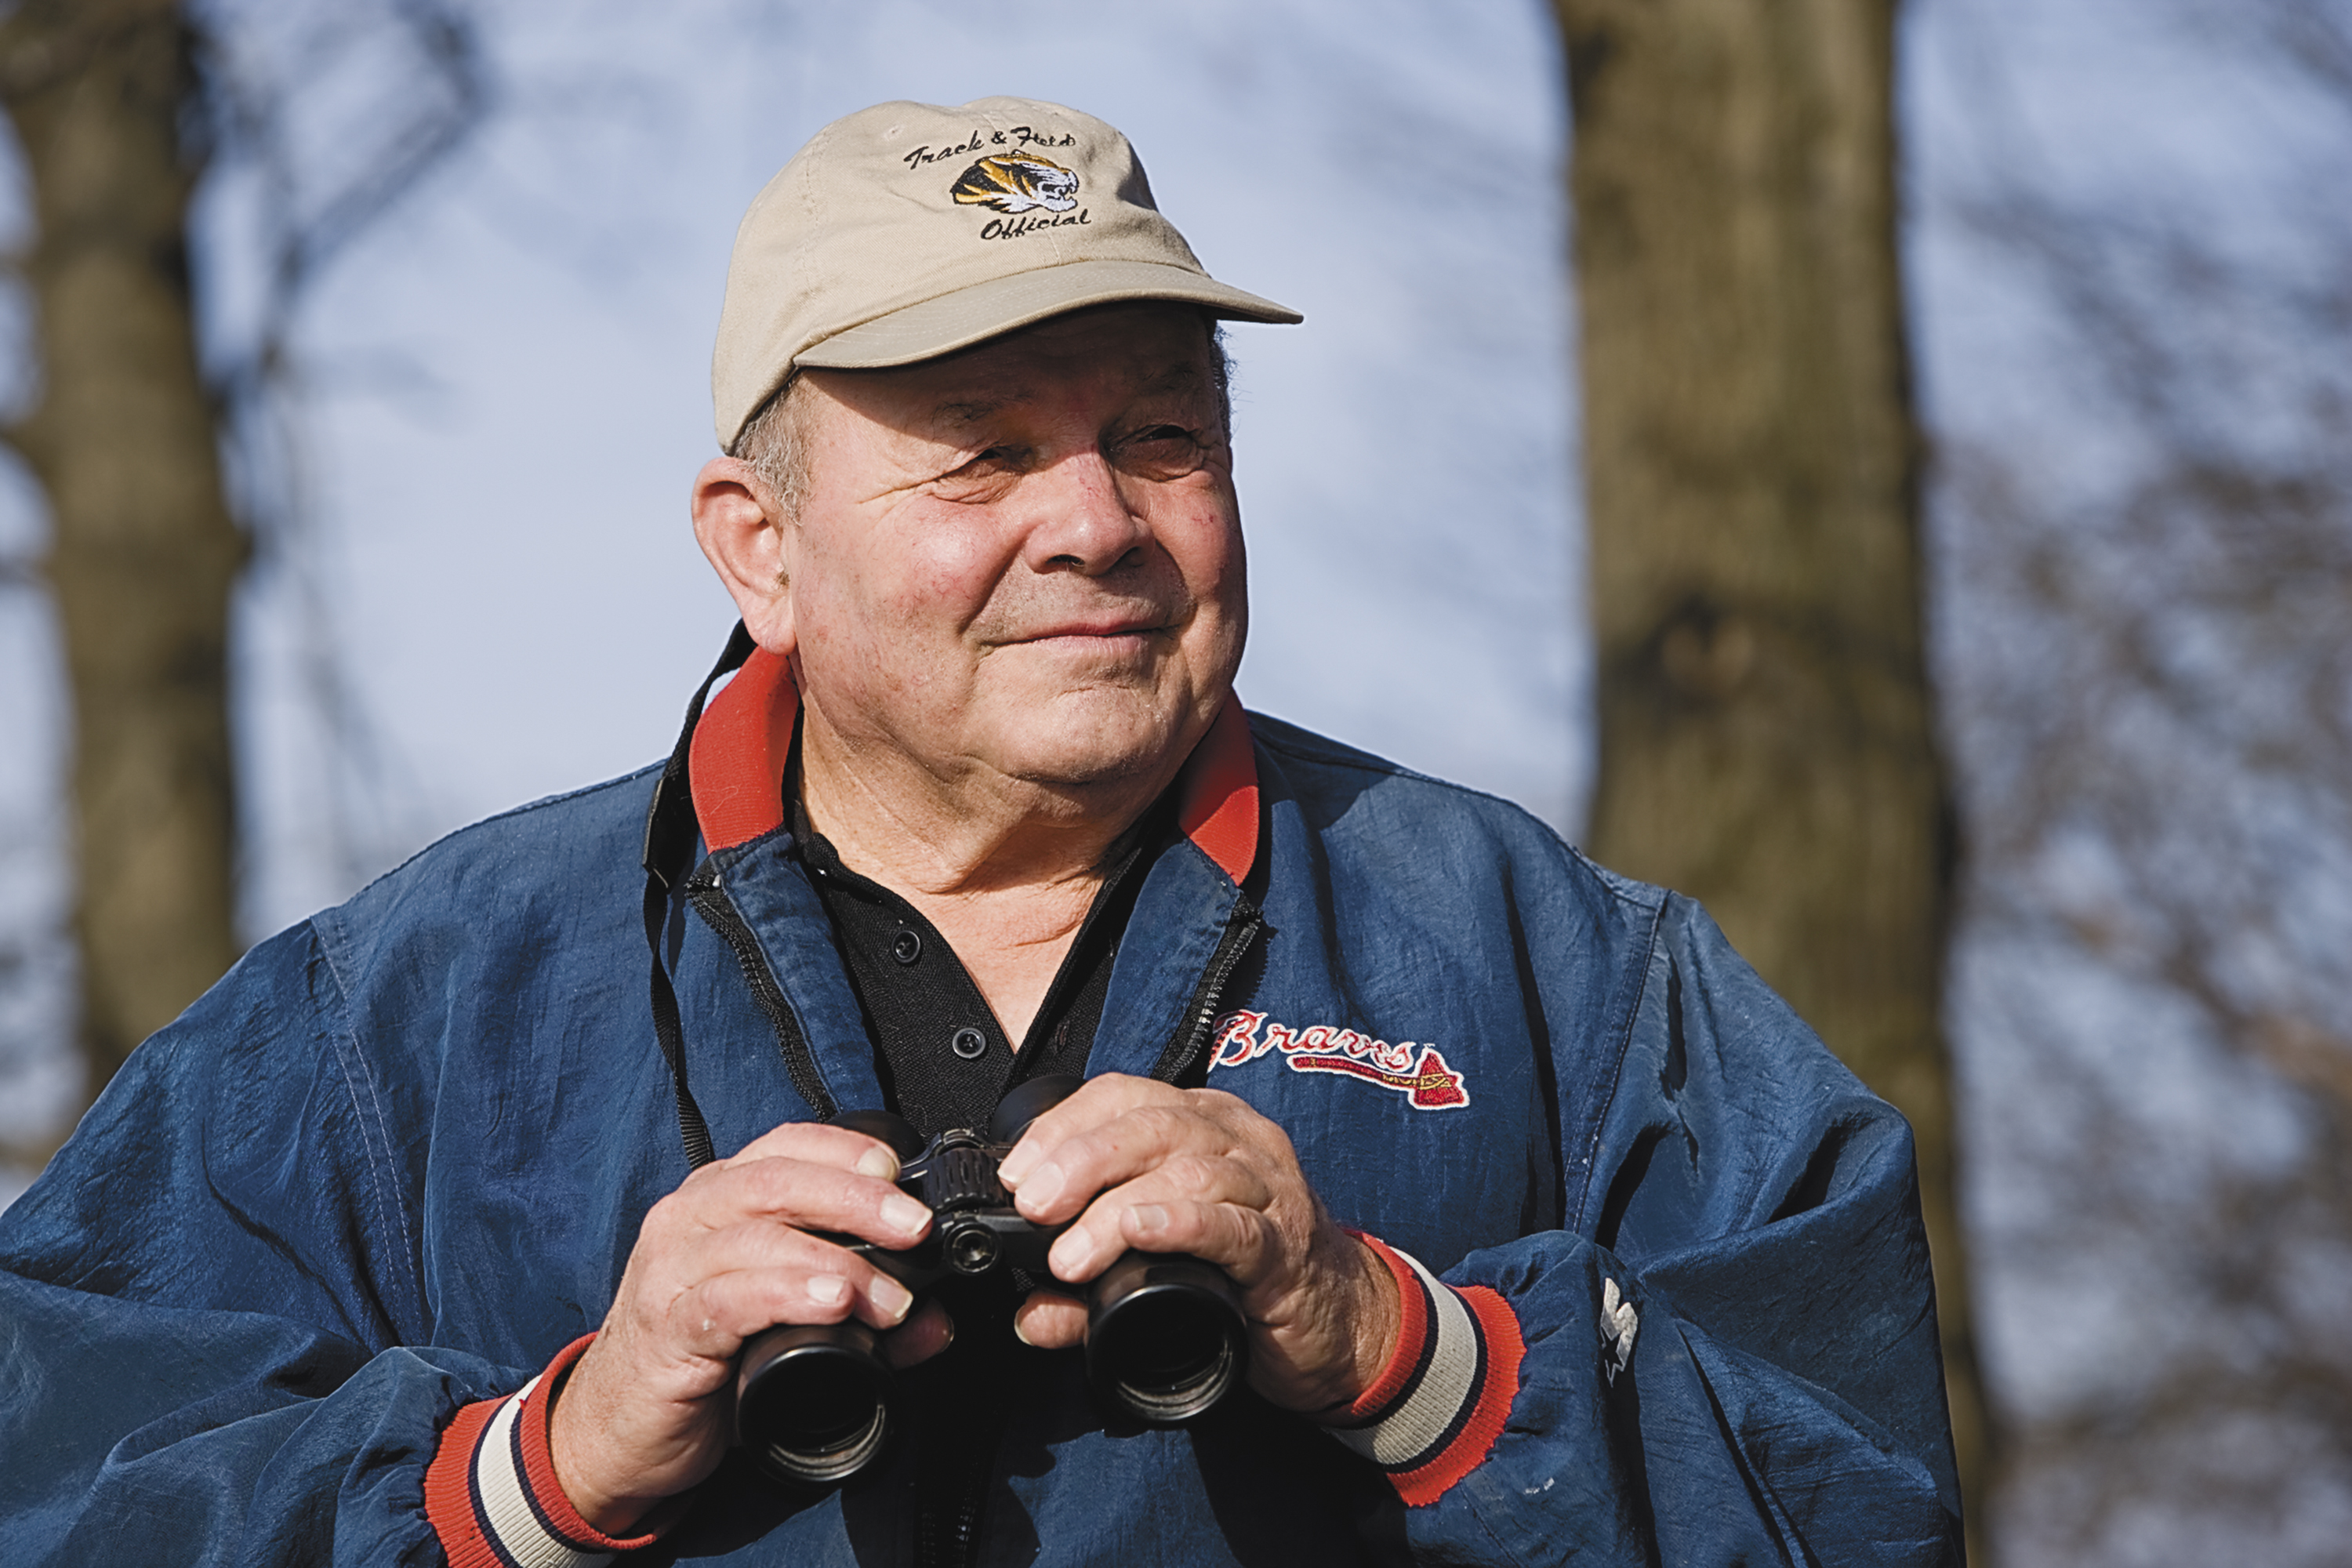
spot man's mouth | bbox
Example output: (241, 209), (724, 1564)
(1005, 618), (1167, 644)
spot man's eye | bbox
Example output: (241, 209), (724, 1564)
(1118, 426), (1208, 477)
(931, 446), (1024, 499)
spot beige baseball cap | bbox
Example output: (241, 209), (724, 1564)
(711, 96), (1302, 450)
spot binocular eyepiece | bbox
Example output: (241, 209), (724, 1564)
(733, 1074), (1250, 1484)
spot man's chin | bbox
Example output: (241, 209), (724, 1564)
(983, 689), (1219, 793)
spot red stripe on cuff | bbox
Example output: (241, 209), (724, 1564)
(514, 1335), (659, 1552)
(1387, 1285), (1526, 1508)
(424, 1394), (507, 1567)
(1344, 1232), (1433, 1421)
(423, 1333), (664, 1566)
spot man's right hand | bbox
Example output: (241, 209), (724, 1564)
(546, 1122), (953, 1534)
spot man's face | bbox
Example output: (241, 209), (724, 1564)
(772, 304), (1246, 799)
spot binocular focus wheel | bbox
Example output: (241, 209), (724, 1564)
(732, 1080), (1252, 1486)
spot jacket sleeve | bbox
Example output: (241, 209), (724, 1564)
(1337, 895), (1964, 1566)
(0, 922), (651, 1566)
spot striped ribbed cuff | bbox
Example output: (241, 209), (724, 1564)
(1325, 1233), (1526, 1508)
(423, 1334), (665, 1567)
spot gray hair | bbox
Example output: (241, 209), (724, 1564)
(728, 375), (818, 524)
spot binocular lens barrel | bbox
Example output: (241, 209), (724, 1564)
(734, 1080), (1250, 1486)
(1086, 1253), (1249, 1425)
(735, 1258), (1247, 1484)
(735, 1323), (894, 1484)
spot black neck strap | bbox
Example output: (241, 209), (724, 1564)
(641, 622), (757, 1169)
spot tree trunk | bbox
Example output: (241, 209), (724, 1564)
(1552, 0), (1992, 1551)
(1, 0), (243, 1107)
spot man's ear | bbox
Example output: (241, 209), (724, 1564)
(691, 456), (795, 654)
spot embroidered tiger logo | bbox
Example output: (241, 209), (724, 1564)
(949, 153), (1080, 215)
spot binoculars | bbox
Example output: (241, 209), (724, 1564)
(733, 1074), (1250, 1484)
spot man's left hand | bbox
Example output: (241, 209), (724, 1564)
(993, 1074), (1399, 1417)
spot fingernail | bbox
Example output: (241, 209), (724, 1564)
(883, 1195), (929, 1236)
(1013, 1314), (1036, 1347)
(856, 1145), (899, 1180)
(1129, 1203), (1168, 1236)
(996, 1139), (1036, 1185)
(869, 1275), (913, 1323)
(1047, 1231), (1087, 1279)
(1019, 1162), (1065, 1213)
(810, 1274), (848, 1306)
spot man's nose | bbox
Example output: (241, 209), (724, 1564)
(1018, 450), (1151, 576)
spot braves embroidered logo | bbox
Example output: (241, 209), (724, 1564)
(1207, 1010), (1471, 1111)
(949, 153), (1080, 214)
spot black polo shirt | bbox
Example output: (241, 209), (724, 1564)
(789, 787), (1174, 1138)
(787, 788), (1178, 1563)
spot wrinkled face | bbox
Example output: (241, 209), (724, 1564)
(779, 305), (1247, 797)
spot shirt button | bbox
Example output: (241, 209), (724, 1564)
(950, 1027), (987, 1060)
(891, 929), (922, 965)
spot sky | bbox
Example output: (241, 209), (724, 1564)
(4, 5), (2342, 1552)
(212, 0), (1584, 937)
(0, 0), (1581, 1173)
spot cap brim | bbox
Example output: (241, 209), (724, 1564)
(794, 258), (1301, 370)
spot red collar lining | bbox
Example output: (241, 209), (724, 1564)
(688, 648), (1259, 884)
(1175, 700), (1258, 884)
(687, 648), (800, 855)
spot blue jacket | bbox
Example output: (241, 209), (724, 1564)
(0, 653), (1962, 1565)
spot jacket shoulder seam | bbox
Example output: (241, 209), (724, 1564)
(1565, 890), (1673, 1236)
(347, 762), (663, 900)
(308, 917), (430, 1341)
(1245, 716), (1662, 918)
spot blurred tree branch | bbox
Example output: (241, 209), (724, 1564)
(1553, 0), (1991, 1552)
(0, 0), (247, 1109)
(1935, 0), (2352, 1557)
(0, 0), (483, 1146)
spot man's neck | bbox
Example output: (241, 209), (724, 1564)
(795, 704), (1177, 1043)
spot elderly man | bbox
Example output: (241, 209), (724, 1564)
(0, 100), (1962, 1565)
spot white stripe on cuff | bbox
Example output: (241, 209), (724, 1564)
(473, 1376), (616, 1568)
(1327, 1247), (1483, 1471)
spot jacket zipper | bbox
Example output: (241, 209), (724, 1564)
(690, 866), (1258, 1567)
(684, 863), (838, 1121)
(1150, 895), (1265, 1083)
(925, 897), (1261, 1568)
